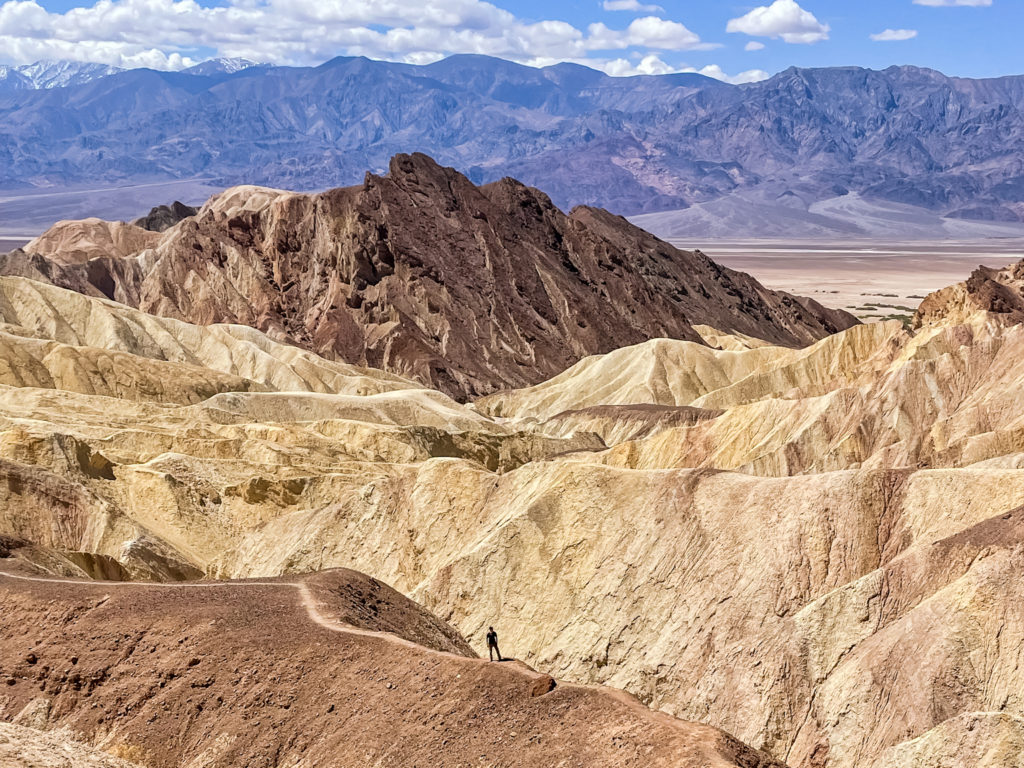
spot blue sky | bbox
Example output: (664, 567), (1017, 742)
(2, 0), (1017, 81)
(506, 0), (1020, 78)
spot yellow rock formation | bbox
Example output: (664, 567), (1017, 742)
(0, 275), (1022, 768)
(0, 722), (145, 768)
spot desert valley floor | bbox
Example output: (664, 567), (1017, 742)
(0, 240), (28, 254)
(701, 239), (1024, 323)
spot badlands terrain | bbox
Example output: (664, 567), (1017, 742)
(1, 567), (783, 768)
(0, 157), (1023, 767)
(0, 153), (854, 400)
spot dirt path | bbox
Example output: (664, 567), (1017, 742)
(0, 570), (546, 679)
(0, 568), (732, 733)
(0, 570), (781, 768)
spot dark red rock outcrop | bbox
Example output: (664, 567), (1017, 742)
(132, 200), (199, 232)
(6, 153), (857, 399)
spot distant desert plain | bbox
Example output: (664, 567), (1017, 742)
(0, 239), (29, 253)
(692, 239), (1024, 322)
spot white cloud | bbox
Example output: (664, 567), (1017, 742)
(745, 41), (765, 51)
(587, 16), (713, 51)
(0, 0), (718, 70)
(602, 55), (770, 84)
(602, 0), (663, 11)
(603, 53), (677, 76)
(690, 64), (770, 84)
(726, 0), (830, 44)
(913, 0), (991, 5)
(870, 28), (918, 41)
(0, 36), (192, 69)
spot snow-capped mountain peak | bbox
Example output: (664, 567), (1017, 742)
(180, 58), (262, 76)
(14, 60), (124, 89)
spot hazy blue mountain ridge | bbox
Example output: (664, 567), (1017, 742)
(2, 55), (1023, 224)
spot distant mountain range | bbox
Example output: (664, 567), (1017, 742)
(2, 55), (1024, 238)
(0, 60), (122, 90)
(0, 58), (261, 90)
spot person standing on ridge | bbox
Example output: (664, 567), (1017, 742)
(486, 626), (502, 661)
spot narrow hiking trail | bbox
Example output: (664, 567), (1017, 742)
(0, 568), (722, 729)
(0, 570), (779, 768)
(0, 570), (548, 682)
(0, 570), (471, 658)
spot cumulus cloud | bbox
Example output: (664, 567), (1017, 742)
(726, 0), (830, 44)
(690, 64), (770, 84)
(602, 55), (769, 84)
(0, 0), (718, 71)
(602, 0), (663, 11)
(587, 16), (713, 51)
(745, 41), (766, 51)
(603, 53), (677, 76)
(913, 0), (991, 5)
(870, 28), (918, 41)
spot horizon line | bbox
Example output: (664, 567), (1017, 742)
(4, 53), (1024, 84)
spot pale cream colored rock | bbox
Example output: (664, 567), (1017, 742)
(0, 277), (418, 397)
(202, 184), (295, 219)
(475, 337), (791, 420)
(0, 723), (144, 768)
(537, 403), (720, 446)
(542, 316), (1024, 476)
(0, 331), (265, 404)
(692, 324), (775, 351)
(12, 698), (51, 730)
(867, 713), (1024, 768)
(693, 319), (906, 410)
(0, 277), (1023, 768)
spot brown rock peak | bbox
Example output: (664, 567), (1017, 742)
(914, 259), (1024, 327)
(2, 153), (857, 399)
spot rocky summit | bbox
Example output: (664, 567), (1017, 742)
(0, 153), (855, 399)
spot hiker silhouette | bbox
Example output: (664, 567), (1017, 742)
(486, 626), (502, 661)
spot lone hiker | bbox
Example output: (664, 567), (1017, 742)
(486, 626), (502, 661)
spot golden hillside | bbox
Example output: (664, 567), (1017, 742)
(0, 271), (1021, 768)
